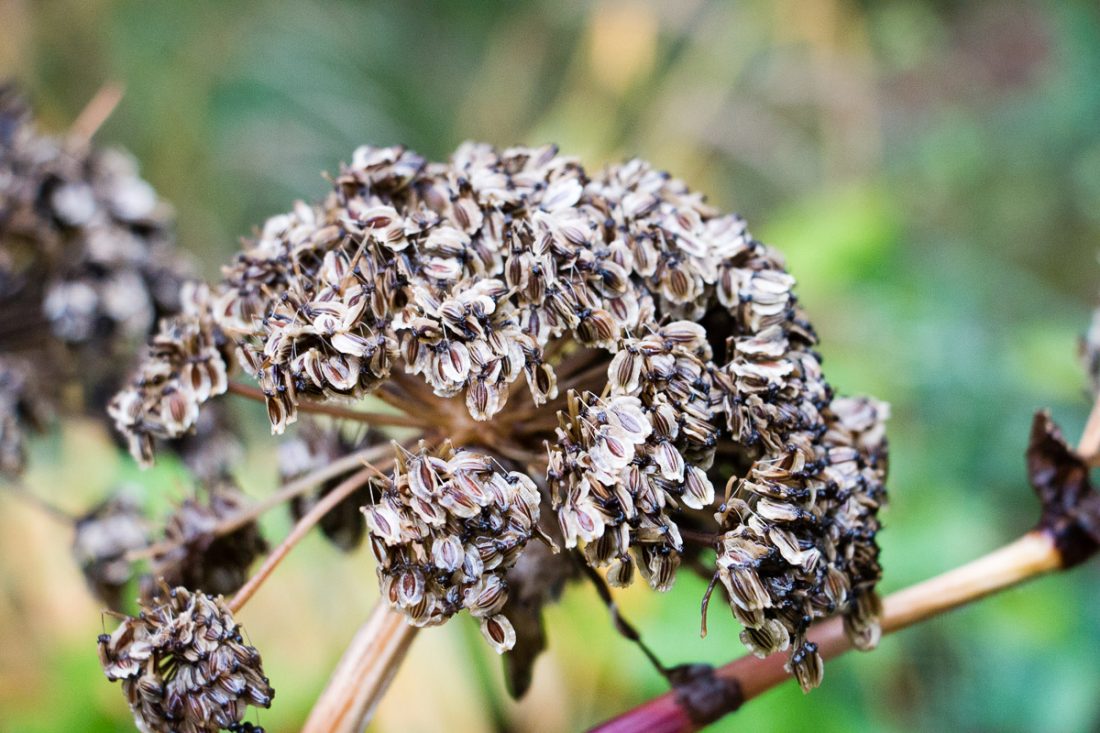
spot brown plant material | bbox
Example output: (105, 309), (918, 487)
(99, 586), (273, 733)
(0, 84), (194, 478)
(364, 440), (544, 651)
(72, 488), (150, 611)
(149, 479), (267, 599)
(0, 356), (50, 478)
(1026, 410), (1100, 566)
(301, 604), (418, 733)
(114, 142), (890, 691)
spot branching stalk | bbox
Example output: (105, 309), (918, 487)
(227, 381), (428, 429)
(127, 442), (394, 562)
(228, 466), (373, 614)
(587, 404), (1100, 733)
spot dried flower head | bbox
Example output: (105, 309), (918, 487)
(99, 586), (273, 733)
(0, 86), (194, 477)
(149, 479), (266, 598)
(116, 142), (889, 688)
(72, 488), (150, 611)
(108, 283), (232, 467)
(0, 356), (49, 478)
(364, 441), (542, 652)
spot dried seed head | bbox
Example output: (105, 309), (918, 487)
(111, 140), (890, 691)
(98, 586), (273, 733)
(365, 442), (540, 652)
(0, 357), (50, 478)
(150, 479), (267, 598)
(109, 283), (231, 467)
(72, 489), (150, 611)
(0, 86), (193, 476)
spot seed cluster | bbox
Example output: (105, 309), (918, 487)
(112, 142), (889, 688)
(149, 479), (267, 599)
(364, 442), (541, 652)
(716, 397), (888, 690)
(549, 322), (720, 590)
(72, 490), (150, 611)
(0, 357), (48, 477)
(0, 86), (191, 476)
(99, 587), (273, 733)
(109, 283), (232, 467)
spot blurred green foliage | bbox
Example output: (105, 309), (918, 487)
(2, 1), (1100, 731)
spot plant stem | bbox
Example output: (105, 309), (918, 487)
(589, 530), (1064, 733)
(69, 83), (124, 143)
(301, 603), (419, 733)
(227, 466), (373, 614)
(227, 381), (428, 429)
(127, 442), (394, 562)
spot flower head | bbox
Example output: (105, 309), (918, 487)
(149, 479), (267, 599)
(0, 85), (192, 477)
(72, 488), (150, 611)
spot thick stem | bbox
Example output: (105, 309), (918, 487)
(588, 531), (1064, 733)
(228, 467), (373, 614)
(301, 603), (419, 733)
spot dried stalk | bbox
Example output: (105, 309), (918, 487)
(227, 381), (428, 430)
(126, 442), (393, 562)
(69, 82), (124, 143)
(228, 466), (373, 614)
(588, 532), (1065, 733)
(301, 603), (419, 733)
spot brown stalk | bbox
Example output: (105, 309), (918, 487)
(300, 603), (419, 733)
(227, 381), (427, 429)
(68, 82), (124, 144)
(228, 466), (373, 614)
(128, 442), (394, 562)
(588, 407), (1100, 733)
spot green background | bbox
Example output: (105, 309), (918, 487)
(2, 1), (1100, 731)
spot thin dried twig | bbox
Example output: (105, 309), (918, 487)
(228, 466), (373, 614)
(127, 442), (394, 562)
(69, 83), (124, 144)
(227, 381), (428, 429)
(301, 603), (419, 733)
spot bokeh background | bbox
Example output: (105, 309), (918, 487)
(3, 1), (1100, 731)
